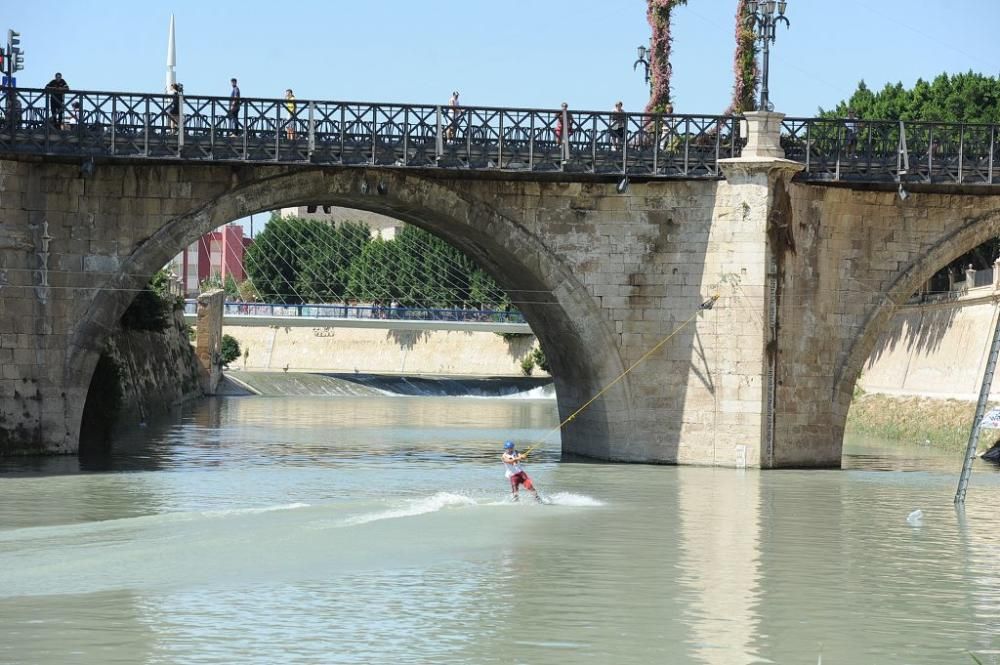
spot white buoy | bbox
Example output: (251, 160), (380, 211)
(906, 509), (923, 526)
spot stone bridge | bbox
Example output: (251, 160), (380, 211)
(3, 90), (1000, 467)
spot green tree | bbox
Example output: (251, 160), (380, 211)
(826, 72), (1000, 282)
(823, 72), (1000, 124)
(244, 215), (370, 304)
(220, 334), (241, 366)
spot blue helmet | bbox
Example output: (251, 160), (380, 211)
(503, 441), (515, 450)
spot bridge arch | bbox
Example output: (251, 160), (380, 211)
(68, 167), (633, 458)
(775, 182), (1000, 466)
(835, 207), (1000, 412)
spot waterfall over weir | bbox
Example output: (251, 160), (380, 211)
(223, 371), (555, 399)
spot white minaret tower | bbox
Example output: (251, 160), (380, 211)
(165, 14), (176, 92)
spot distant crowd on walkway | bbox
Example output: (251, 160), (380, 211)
(3, 74), (700, 153)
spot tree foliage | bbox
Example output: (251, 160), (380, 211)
(826, 72), (1000, 283)
(244, 215), (509, 310)
(243, 214), (370, 305)
(220, 334), (241, 366)
(121, 270), (173, 332)
(822, 72), (1000, 124)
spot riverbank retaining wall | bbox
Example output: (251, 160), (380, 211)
(222, 325), (544, 377)
(858, 287), (1000, 401)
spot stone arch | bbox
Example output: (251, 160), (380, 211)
(67, 167), (633, 459)
(833, 207), (1000, 437)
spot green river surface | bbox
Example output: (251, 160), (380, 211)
(2, 393), (1000, 664)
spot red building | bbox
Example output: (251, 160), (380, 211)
(172, 224), (253, 297)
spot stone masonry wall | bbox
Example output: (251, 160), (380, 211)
(100, 309), (203, 436)
(776, 184), (1000, 466)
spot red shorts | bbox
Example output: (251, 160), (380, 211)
(509, 471), (534, 491)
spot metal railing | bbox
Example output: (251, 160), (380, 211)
(184, 300), (527, 324)
(0, 87), (741, 178)
(782, 117), (1000, 185)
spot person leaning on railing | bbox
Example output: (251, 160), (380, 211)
(167, 83), (183, 133)
(611, 101), (626, 151)
(45, 72), (70, 130)
(284, 89), (296, 140)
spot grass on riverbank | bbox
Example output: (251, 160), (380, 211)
(846, 394), (995, 451)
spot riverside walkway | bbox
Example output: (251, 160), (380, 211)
(3, 87), (999, 184)
(184, 301), (531, 334)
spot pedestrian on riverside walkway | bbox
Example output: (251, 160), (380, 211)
(227, 78), (242, 136)
(45, 73), (69, 130)
(284, 89), (297, 140)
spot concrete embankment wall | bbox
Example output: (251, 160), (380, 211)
(850, 289), (1000, 448)
(222, 325), (543, 377)
(858, 289), (1000, 401)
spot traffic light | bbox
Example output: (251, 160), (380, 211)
(6, 30), (20, 75)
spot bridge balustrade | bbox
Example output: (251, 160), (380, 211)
(782, 117), (1000, 185)
(0, 87), (739, 178)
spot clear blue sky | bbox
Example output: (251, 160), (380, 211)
(7, 0), (1000, 116)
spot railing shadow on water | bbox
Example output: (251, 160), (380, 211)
(0, 87), (740, 178)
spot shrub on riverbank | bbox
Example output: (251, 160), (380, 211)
(846, 394), (987, 450)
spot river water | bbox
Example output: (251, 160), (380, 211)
(2, 393), (1000, 665)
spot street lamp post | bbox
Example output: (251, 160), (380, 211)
(747, 0), (790, 111)
(633, 43), (651, 84)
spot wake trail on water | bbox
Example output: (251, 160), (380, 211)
(0, 502), (312, 542)
(337, 490), (605, 527)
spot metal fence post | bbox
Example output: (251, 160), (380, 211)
(435, 105), (443, 161)
(623, 116), (631, 175)
(497, 111), (503, 168)
(561, 107), (569, 167)
(529, 113), (535, 170)
(652, 116), (659, 173)
(308, 102), (315, 158)
(402, 106), (409, 166)
(110, 95), (117, 155)
(990, 126), (995, 185)
(177, 92), (185, 155)
(241, 104), (248, 160)
(958, 125), (964, 184)
(274, 102), (281, 161)
(371, 105), (377, 165)
(682, 116), (690, 176)
(210, 101), (216, 157)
